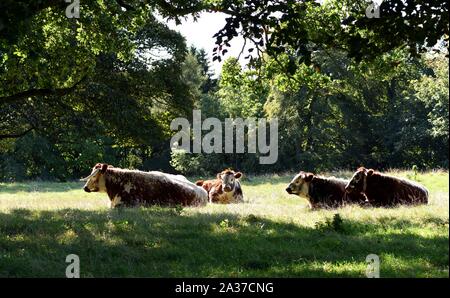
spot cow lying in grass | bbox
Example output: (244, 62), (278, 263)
(345, 167), (429, 206)
(81, 163), (208, 208)
(285, 171), (368, 209)
(195, 169), (244, 204)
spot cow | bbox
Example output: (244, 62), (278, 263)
(81, 163), (208, 208)
(285, 171), (368, 209)
(195, 169), (244, 204)
(345, 167), (428, 206)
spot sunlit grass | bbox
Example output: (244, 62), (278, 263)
(0, 170), (448, 277)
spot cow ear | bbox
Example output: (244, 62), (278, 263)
(101, 164), (108, 173)
(95, 163), (102, 169)
(367, 169), (374, 176)
(234, 172), (242, 179)
(195, 180), (204, 186)
(217, 173), (222, 179)
(304, 173), (314, 182)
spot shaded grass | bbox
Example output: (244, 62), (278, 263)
(0, 170), (448, 277)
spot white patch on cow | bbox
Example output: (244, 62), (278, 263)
(98, 168), (208, 206)
(299, 183), (309, 197)
(223, 190), (235, 202)
(231, 191), (244, 203)
(99, 176), (107, 190)
(214, 188), (242, 204)
(173, 174), (189, 182)
(286, 173), (312, 202)
(109, 195), (122, 208)
(292, 178), (309, 198)
(146, 170), (208, 205)
(123, 182), (133, 193)
(83, 170), (107, 193)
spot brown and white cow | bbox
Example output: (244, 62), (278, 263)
(81, 163), (208, 208)
(285, 171), (368, 209)
(195, 169), (244, 204)
(345, 167), (428, 207)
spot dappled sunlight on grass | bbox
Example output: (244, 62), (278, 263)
(0, 171), (448, 277)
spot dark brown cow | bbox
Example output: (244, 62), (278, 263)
(285, 171), (368, 209)
(81, 163), (208, 208)
(345, 167), (429, 206)
(195, 169), (244, 204)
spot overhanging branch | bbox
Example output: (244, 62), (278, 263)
(116, 0), (135, 11)
(0, 75), (87, 105)
(154, 0), (207, 17)
(0, 125), (34, 140)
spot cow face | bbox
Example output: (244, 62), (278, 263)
(345, 167), (373, 194)
(286, 171), (314, 197)
(81, 163), (109, 193)
(218, 170), (242, 192)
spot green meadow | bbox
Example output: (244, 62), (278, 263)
(0, 170), (448, 277)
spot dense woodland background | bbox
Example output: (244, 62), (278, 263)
(0, 0), (448, 181)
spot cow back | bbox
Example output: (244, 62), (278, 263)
(365, 173), (428, 206)
(104, 169), (208, 207)
(307, 177), (366, 208)
(308, 177), (347, 208)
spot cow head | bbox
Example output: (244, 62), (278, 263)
(218, 169), (242, 192)
(345, 167), (374, 194)
(81, 163), (111, 193)
(286, 171), (314, 197)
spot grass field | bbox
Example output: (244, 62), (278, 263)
(0, 170), (448, 277)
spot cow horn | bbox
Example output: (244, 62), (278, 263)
(80, 168), (100, 181)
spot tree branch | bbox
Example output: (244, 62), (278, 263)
(116, 0), (135, 11)
(0, 75), (87, 105)
(0, 125), (34, 140)
(154, 0), (206, 17)
(237, 37), (247, 62)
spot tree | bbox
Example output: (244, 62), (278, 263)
(189, 46), (218, 93)
(3, 1), (447, 77)
(210, 0), (449, 72)
(218, 57), (267, 118)
(1, 0), (448, 179)
(411, 54), (449, 139)
(0, 4), (196, 180)
(0, 4), (190, 138)
(264, 46), (448, 171)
